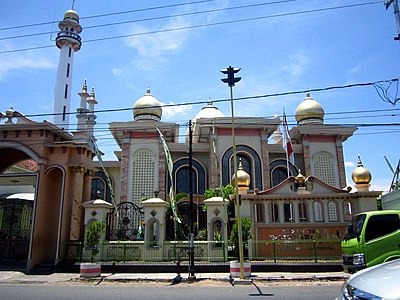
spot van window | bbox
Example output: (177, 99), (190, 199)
(365, 214), (400, 242)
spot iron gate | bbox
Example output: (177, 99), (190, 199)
(106, 202), (144, 241)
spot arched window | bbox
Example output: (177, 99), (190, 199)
(172, 158), (206, 195)
(132, 150), (155, 203)
(176, 166), (197, 194)
(313, 201), (323, 222)
(312, 152), (335, 186)
(147, 218), (159, 247)
(298, 202), (308, 222)
(269, 202), (279, 223)
(271, 167), (288, 187)
(328, 201), (339, 222)
(269, 159), (297, 187)
(212, 219), (223, 247)
(284, 202), (293, 222)
(343, 200), (353, 222)
(254, 202), (264, 223)
(91, 171), (112, 202)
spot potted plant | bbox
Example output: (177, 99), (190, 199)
(229, 217), (252, 278)
(80, 221), (106, 278)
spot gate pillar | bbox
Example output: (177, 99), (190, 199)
(142, 198), (169, 261)
(204, 197), (228, 261)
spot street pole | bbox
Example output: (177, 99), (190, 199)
(188, 119), (195, 280)
(221, 66), (245, 279)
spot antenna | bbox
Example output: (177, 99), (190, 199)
(72, 0), (76, 10)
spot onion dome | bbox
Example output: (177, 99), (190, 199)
(193, 100), (224, 121)
(352, 155), (372, 184)
(231, 160), (251, 188)
(295, 92), (324, 125)
(59, 9), (82, 32)
(64, 9), (80, 22)
(133, 88), (162, 121)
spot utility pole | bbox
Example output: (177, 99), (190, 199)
(188, 119), (196, 280)
(385, 0), (400, 41)
(220, 66), (245, 279)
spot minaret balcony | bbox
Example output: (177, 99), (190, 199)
(56, 31), (82, 49)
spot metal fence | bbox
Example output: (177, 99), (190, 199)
(67, 239), (342, 263)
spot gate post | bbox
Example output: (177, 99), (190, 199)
(82, 199), (113, 260)
(142, 198), (169, 261)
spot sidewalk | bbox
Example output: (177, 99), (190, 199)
(0, 271), (350, 285)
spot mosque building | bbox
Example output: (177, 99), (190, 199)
(0, 8), (381, 270)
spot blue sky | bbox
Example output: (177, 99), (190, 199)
(0, 0), (399, 192)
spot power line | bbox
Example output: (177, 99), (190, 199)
(20, 77), (399, 118)
(0, 0), (216, 32)
(0, 1), (382, 54)
(0, 0), (296, 42)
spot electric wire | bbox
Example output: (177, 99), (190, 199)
(0, 1), (382, 54)
(20, 78), (399, 118)
(0, 0), (217, 31)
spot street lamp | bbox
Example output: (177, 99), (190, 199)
(220, 66), (245, 279)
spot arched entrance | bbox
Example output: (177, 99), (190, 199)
(0, 146), (38, 261)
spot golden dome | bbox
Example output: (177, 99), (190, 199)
(64, 9), (80, 22)
(352, 156), (372, 184)
(231, 160), (251, 187)
(295, 92), (324, 125)
(133, 88), (162, 121)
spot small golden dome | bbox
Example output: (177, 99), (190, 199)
(133, 88), (162, 121)
(352, 156), (372, 184)
(295, 169), (305, 186)
(64, 9), (80, 22)
(295, 92), (324, 125)
(231, 160), (251, 187)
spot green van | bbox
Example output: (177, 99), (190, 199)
(341, 210), (400, 273)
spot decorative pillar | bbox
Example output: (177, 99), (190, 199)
(261, 135), (270, 189)
(204, 197), (229, 261)
(69, 166), (86, 241)
(119, 138), (130, 202)
(142, 198), (169, 261)
(158, 142), (166, 200)
(336, 140), (347, 188)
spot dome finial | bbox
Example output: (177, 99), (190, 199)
(146, 86), (151, 94)
(306, 91), (311, 98)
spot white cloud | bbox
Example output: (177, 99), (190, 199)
(282, 53), (311, 78)
(125, 16), (190, 59)
(112, 67), (130, 76)
(345, 161), (355, 168)
(161, 101), (192, 119)
(0, 49), (54, 80)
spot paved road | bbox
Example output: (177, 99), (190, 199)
(0, 281), (342, 299)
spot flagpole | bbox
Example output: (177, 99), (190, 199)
(283, 109), (290, 178)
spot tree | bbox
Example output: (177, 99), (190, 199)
(85, 221), (106, 262)
(229, 217), (252, 260)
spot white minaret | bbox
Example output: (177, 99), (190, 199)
(76, 80), (89, 131)
(86, 87), (98, 136)
(52, 9), (82, 131)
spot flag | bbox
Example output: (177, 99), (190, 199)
(156, 127), (181, 223)
(282, 111), (295, 165)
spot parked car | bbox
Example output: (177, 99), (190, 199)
(336, 258), (400, 300)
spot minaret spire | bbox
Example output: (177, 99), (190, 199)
(52, 8), (82, 131)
